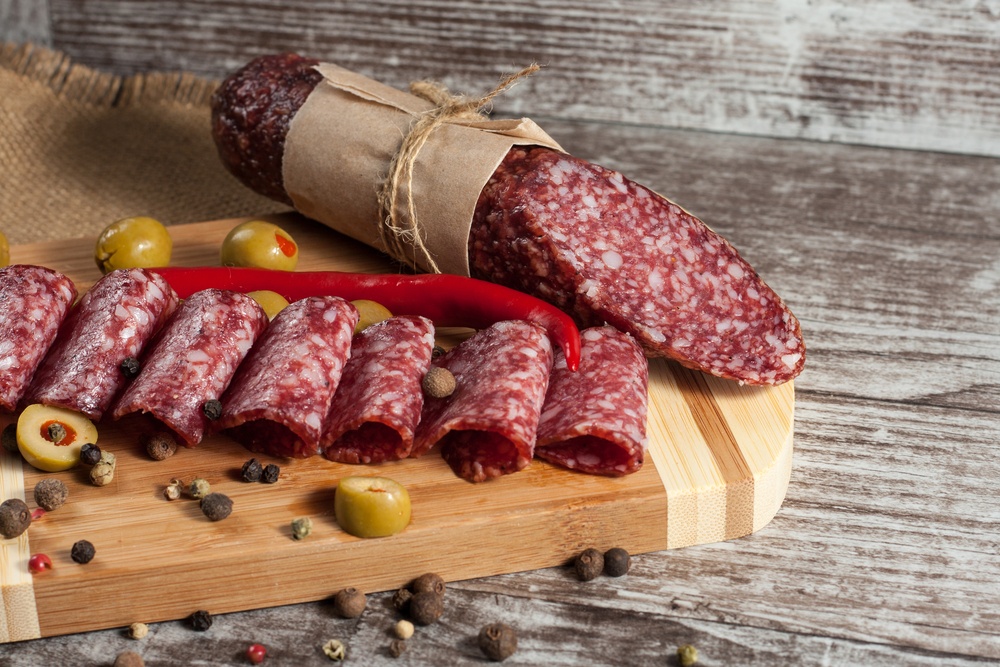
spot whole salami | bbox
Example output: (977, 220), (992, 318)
(323, 315), (435, 464)
(216, 296), (358, 458)
(535, 326), (649, 476)
(412, 320), (553, 483)
(24, 268), (178, 420)
(0, 265), (77, 412)
(210, 54), (805, 386)
(112, 289), (269, 446)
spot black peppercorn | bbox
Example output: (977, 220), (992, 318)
(120, 357), (141, 380)
(241, 458), (263, 482)
(79, 442), (102, 466)
(391, 587), (412, 613)
(1, 423), (17, 454)
(574, 548), (604, 581)
(144, 432), (177, 461)
(34, 478), (69, 511)
(261, 463), (280, 484)
(604, 547), (631, 577)
(411, 572), (446, 597)
(478, 622), (518, 662)
(189, 609), (212, 631)
(332, 587), (367, 618)
(200, 493), (233, 521)
(408, 591), (444, 626)
(0, 498), (31, 539)
(70, 539), (96, 564)
(431, 345), (446, 359)
(389, 639), (407, 658)
(202, 399), (223, 421)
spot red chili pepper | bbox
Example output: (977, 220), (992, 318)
(152, 267), (581, 371)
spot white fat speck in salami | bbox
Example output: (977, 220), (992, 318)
(0, 265), (77, 411)
(412, 320), (553, 483)
(24, 268), (178, 419)
(111, 289), (269, 446)
(535, 326), (649, 476)
(216, 296), (358, 458)
(469, 147), (805, 386)
(322, 315), (435, 464)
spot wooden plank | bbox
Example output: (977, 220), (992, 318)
(29, 0), (1000, 157)
(0, 213), (793, 639)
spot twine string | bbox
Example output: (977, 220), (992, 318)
(376, 63), (540, 272)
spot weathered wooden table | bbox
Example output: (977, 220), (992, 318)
(2, 2), (999, 664)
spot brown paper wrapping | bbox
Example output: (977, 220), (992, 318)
(282, 63), (563, 276)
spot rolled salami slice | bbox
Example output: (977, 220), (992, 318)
(24, 268), (178, 420)
(0, 265), (77, 412)
(112, 289), (269, 446)
(322, 315), (435, 464)
(535, 326), (649, 476)
(412, 320), (553, 483)
(217, 296), (358, 458)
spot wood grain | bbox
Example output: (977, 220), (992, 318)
(0, 214), (793, 640)
(2, 0), (995, 158)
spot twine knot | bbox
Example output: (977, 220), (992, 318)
(376, 64), (540, 272)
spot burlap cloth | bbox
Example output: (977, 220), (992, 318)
(0, 42), (289, 246)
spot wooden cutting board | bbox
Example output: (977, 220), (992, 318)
(0, 213), (795, 642)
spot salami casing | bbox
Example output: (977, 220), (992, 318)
(24, 268), (178, 420)
(112, 289), (269, 446)
(210, 54), (804, 386)
(535, 326), (648, 476)
(0, 265), (77, 412)
(217, 296), (358, 458)
(412, 320), (552, 483)
(323, 315), (435, 464)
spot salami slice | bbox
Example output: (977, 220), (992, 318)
(24, 268), (178, 420)
(0, 265), (77, 412)
(322, 315), (435, 464)
(535, 326), (649, 476)
(217, 296), (358, 458)
(112, 289), (269, 446)
(412, 320), (553, 483)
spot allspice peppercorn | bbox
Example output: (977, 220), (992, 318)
(574, 548), (604, 581)
(1, 423), (18, 454)
(332, 587), (366, 618)
(603, 547), (631, 577)
(144, 432), (177, 461)
(0, 498), (31, 539)
(33, 478), (68, 511)
(70, 539), (96, 564)
(478, 622), (518, 662)
(411, 572), (446, 597)
(200, 493), (233, 521)
(408, 591), (444, 626)
(113, 650), (145, 667)
(421, 366), (456, 398)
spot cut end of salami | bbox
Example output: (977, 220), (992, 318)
(471, 146), (805, 386)
(413, 320), (553, 483)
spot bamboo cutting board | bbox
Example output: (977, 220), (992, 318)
(0, 213), (794, 642)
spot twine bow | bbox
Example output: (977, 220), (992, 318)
(376, 64), (540, 272)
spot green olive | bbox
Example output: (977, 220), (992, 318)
(247, 290), (290, 320)
(95, 216), (173, 274)
(350, 300), (392, 334)
(0, 230), (9, 268)
(334, 476), (411, 538)
(220, 220), (299, 271)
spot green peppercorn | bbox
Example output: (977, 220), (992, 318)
(241, 458), (263, 482)
(261, 463), (280, 484)
(119, 357), (141, 380)
(70, 539), (96, 564)
(200, 493), (233, 521)
(291, 516), (312, 540)
(188, 478), (210, 499)
(677, 643), (699, 666)
(79, 443), (102, 466)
